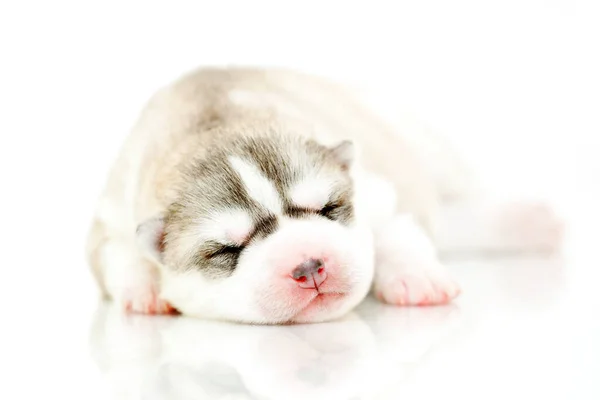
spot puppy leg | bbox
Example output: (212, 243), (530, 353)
(103, 239), (176, 315)
(372, 214), (461, 306)
(434, 199), (565, 257)
(86, 219), (175, 315)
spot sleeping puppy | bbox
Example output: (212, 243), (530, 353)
(86, 67), (563, 324)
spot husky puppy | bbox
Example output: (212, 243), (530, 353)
(86, 67), (562, 324)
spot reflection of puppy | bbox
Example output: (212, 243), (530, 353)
(163, 317), (379, 400)
(89, 302), (380, 400)
(85, 67), (563, 323)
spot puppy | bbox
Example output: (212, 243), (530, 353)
(86, 67), (563, 324)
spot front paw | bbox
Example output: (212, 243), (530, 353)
(120, 286), (178, 315)
(374, 270), (461, 306)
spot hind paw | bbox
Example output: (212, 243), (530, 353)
(497, 201), (565, 252)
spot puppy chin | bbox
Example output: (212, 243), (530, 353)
(289, 292), (368, 324)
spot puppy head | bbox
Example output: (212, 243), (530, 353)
(137, 132), (374, 324)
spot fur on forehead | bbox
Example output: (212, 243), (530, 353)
(174, 131), (354, 213)
(219, 131), (354, 184)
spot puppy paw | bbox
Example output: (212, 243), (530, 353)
(374, 270), (461, 306)
(497, 201), (565, 252)
(121, 286), (177, 315)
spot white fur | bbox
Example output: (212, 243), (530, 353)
(228, 89), (309, 123)
(289, 176), (333, 210)
(228, 89), (259, 106)
(351, 166), (398, 228)
(136, 215), (165, 263)
(96, 197), (129, 232)
(228, 156), (283, 214)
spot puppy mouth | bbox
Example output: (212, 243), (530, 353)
(291, 291), (347, 318)
(305, 288), (346, 299)
(315, 290), (345, 297)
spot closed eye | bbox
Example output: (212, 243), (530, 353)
(285, 205), (317, 218)
(285, 203), (341, 220)
(319, 202), (340, 220)
(205, 243), (244, 259)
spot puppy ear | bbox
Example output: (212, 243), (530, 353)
(329, 140), (355, 170)
(136, 214), (166, 263)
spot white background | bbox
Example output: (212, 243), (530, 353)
(0, 1), (599, 398)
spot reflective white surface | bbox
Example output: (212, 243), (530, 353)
(82, 256), (598, 400)
(6, 245), (597, 400)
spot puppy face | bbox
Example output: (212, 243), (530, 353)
(138, 133), (374, 324)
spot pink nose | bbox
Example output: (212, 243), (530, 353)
(291, 258), (327, 289)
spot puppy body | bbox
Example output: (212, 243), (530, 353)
(86, 67), (561, 323)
